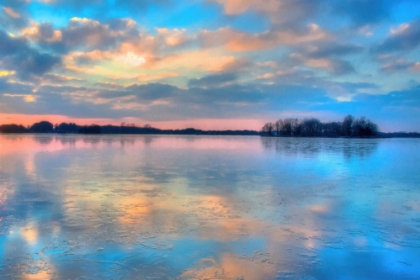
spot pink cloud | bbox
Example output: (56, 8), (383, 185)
(211, 0), (280, 15)
(199, 24), (329, 52)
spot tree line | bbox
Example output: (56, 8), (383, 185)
(0, 121), (101, 134)
(261, 115), (379, 137)
(0, 121), (259, 135)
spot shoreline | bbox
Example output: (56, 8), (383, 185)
(1, 132), (420, 138)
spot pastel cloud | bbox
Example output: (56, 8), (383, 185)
(152, 49), (246, 73)
(0, 30), (61, 78)
(188, 73), (238, 88)
(303, 42), (364, 58)
(199, 24), (329, 51)
(381, 59), (420, 73)
(211, 0), (323, 27)
(20, 17), (138, 54)
(156, 28), (190, 47)
(21, 22), (62, 42)
(373, 20), (420, 53)
(118, 52), (146, 67)
(3, 93), (37, 102)
(290, 53), (355, 75)
(2, 7), (21, 19)
(211, 0), (281, 15)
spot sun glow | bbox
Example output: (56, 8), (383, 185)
(119, 52), (146, 67)
(0, 70), (15, 77)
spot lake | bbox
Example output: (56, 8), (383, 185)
(0, 134), (419, 279)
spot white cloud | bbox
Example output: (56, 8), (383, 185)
(119, 52), (146, 67)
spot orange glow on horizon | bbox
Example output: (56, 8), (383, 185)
(0, 114), (266, 130)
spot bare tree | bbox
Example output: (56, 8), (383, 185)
(342, 115), (354, 136)
(261, 122), (275, 136)
(261, 114), (378, 137)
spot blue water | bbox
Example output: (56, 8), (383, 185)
(0, 134), (419, 279)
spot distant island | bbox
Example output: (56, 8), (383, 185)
(261, 115), (420, 138)
(0, 116), (419, 138)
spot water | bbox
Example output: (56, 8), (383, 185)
(0, 134), (419, 279)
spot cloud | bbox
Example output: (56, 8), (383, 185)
(254, 65), (379, 100)
(199, 24), (330, 51)
(2, 7), (21, 19)
(118, 52), (146, 67)
(20, 20), (185, 76)
(188, 73), (238, 88)
(0, 76), (33, 94)
(304, 42), (364, 58)
(94, 81), (267, 114)
(148, 49), (248, 73)
(107, 18), (137, 30)
(211, 0), (323, 28)
(280, 42), (363, 76)
(121, 83), (183, 102)
(380, 59), (420, 73)
(21, 22), (62, 43)
(354, 84), (420, 109)
(0, 1), (29, 29)
(0, 72), (387, 126)
(0, 30), (61, 78)
(91, 80), (334, 120)
(217, 57), (252, 72)
(0, 70), (16, 77)
(373, 20), (420, 53)
(211, 0), (281, 15)
(0, 73), (317, 121)
(290, 53), (355, 75)
(39, 73), (82, 85)
(409, 63), (420, 72)
(60, 17), (126, 52)
(21, 18), (138, 54)
(156, 28), (191, 48)
(3, 93), (37, 102)
(211, 0), (420, 34)
(20, 18), (197, 78)
(0, 81), (133, 119)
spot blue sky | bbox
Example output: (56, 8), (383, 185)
(0, 0), (420, 131)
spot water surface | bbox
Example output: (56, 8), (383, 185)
(0, 134), (419, 279)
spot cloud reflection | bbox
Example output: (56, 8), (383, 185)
(0, 135), (419, 279)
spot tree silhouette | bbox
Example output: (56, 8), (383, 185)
(0, 124), (28, 133)
(342, 115), (354, 136)
(30, 121), (53, 133)
(351, 117), (378, 136)
(262, 115), (378, 137)
(262, 122), (275, 136)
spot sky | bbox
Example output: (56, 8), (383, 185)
(0, 0), (420, 131)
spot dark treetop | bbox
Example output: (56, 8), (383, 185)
(261, 115), (419, 138)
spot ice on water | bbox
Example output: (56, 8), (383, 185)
(0, 135), (419, 279)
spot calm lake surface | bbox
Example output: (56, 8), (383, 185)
(0, 134), (419, 279)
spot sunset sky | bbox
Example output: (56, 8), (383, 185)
(1, 0), (420, 131)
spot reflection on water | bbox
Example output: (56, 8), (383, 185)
(0, 134), (420, 279)
(261, 137), (379, 159)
